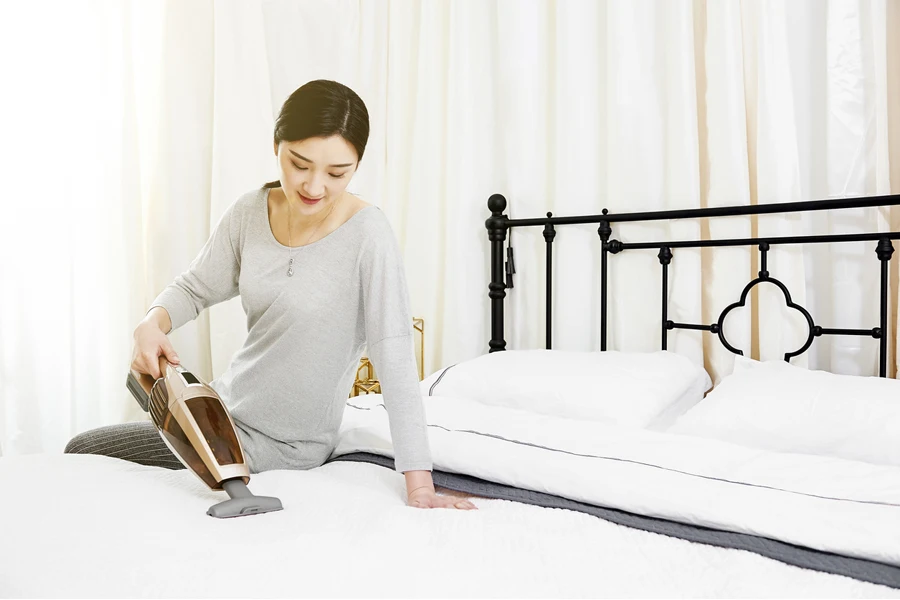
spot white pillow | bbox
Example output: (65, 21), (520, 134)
(421, 350), (712, 429)
(668, 356), (900, 466)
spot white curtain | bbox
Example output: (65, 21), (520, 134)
(1, 0), (898, 456)
(0, 0), (168, 455)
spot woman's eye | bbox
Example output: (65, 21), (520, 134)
(289, 161), (345, 179)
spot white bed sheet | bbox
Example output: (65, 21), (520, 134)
(0, 452), (896, 598)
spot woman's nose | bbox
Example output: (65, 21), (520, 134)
(303, 175), (326, 198)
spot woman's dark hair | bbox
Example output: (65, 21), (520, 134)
(264, 79), (370, 189)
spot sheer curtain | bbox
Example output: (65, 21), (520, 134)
(0, 0), (169, 455)
(1, 0), (898, 456)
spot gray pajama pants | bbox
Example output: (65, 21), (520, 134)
(64, 421), (184, 470)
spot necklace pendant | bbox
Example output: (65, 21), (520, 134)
(287, 267), (294, 277)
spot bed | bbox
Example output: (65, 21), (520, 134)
(2, 194), (900, 597)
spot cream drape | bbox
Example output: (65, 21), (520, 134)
(1, 0), (898, 455)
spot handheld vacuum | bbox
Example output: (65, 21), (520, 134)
(126, 358), (283, 518)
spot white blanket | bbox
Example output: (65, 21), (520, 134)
(0, 397), (896, 597)
(337, 394), (900, 569)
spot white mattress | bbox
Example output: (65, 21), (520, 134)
(0, 451), (896, 598)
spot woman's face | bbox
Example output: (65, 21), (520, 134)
(274, 135), (358, 217)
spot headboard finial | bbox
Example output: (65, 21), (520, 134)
(488, 194), (507, 214)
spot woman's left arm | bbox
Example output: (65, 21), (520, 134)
(359, 216), (475, 510)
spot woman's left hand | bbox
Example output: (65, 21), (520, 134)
(407, 488), (477, 510)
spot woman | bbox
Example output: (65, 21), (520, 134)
(65, 79), (475, 511)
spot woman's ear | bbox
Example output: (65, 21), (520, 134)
(273, 141), (279, 156)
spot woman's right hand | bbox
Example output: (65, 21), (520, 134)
(132, 318), (180, 379)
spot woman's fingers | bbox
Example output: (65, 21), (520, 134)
(435, 496), (478, 510)
(143, 352), (161, 378)
(161, 341), (180, 364)
(408, 493), (477, 510)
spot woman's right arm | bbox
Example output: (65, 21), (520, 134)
(148, 201), (242, 332)
(132, 200), (243, 378)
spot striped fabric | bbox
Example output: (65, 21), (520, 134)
(64, 421), (184, 470)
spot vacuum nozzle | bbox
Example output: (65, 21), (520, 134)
(207, 478), (284, 518)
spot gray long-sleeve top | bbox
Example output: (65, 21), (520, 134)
(149, 187), (432, 473)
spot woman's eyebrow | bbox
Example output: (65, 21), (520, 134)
(289, 149), (353, 168)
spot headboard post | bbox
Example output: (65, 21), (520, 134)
(597, 213), (612, 351)
(486, 194), (509, 352)
(542, 213), (557, 349)
(876, 237), (894, 377)
(658, 246), (674, 350)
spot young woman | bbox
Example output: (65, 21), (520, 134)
(65, 79), (475, 511)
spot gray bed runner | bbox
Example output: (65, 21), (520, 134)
(328, 452), (900, 589)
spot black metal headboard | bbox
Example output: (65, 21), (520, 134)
(485, 194), (900, 377)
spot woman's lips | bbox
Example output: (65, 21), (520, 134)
(299, 193), (322, 205)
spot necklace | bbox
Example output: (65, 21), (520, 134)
(287, 193), (339, 277)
